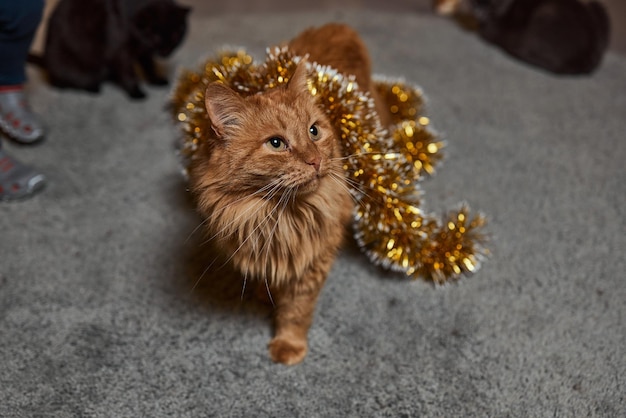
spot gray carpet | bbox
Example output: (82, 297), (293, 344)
(2, 10), (625, 417)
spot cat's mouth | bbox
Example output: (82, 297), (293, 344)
(295, 174), (322, 195)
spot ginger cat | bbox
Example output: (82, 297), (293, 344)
(189, 24), (380, 365)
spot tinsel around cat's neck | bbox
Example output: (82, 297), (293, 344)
(171, 46), (489, 284)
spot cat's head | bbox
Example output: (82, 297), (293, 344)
(133, 1), (190, 57)
(201, 61), (342, 198)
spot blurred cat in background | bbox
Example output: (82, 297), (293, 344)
(434, 0), (610, 74)
(31, 0), (190, 99)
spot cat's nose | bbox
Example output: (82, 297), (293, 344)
(307, 156), (321, 172)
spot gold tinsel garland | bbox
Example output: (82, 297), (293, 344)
(171, 47), (489, 283)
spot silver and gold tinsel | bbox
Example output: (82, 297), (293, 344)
(171, 47), (489, 283)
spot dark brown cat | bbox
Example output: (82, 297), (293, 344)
(33, 0), (190, 98)
(189, 24), (382, 365)
(435, 0), (610, 75)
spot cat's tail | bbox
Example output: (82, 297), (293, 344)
(575, 1), (611, 74)
(26, 53), (46, 69)
(588, 1), (611, 51)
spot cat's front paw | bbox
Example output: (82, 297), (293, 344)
(268, 337), (307, 365)
(85, 84), (101, 93)
(127, 87), (147, 100)
(147, 76), (169, 86)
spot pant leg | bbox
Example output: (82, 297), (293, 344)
(0, 0), (45, 85)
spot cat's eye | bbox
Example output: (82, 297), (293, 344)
(266, 136), (288, 151)
(309, 123), (321, 141)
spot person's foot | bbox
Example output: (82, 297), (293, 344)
(0, 85), (45, 144)
(0, 148), (46, 201)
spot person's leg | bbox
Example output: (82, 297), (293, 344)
(0, 0), (45, 144)
(0, 140), (46, 201)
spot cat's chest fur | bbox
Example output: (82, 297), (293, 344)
(201, 174), (352, 287)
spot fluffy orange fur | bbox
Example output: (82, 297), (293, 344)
(189, 23), (377, 365)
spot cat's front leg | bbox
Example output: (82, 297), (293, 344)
(111, 48), (146, 99)
(138, 54), (169, 86)
(269, 289), (319, 365)
(268, 262), (331, 365)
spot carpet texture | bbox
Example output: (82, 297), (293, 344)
(1, 10), (625, 417)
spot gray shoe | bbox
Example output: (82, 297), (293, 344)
(0, 88), (45, 144)
(0, 149), (46, 201)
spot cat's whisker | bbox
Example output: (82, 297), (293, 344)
(261, 183), (290, 243)
(339, 170), (403, 199)
(189, 255), (219, 294)
(200, 180), (282, 246)
(328, 173), (366, 207)
(262, 184), (293, 263)
(264, 277), (275, 308)
(256, 187), (294, 301)
(291, 184), (299, 205)
(185, 217), (211, 244)
(229, 178), (292, 286)
(328, 169), (372, 198)
(202, 181), (277, 224)
(329, 151), (397, 162)
(237, 187), (283, 252)
(343, 179), (372, 200)
(217, 181), (289, 271)
(241, 270), (248, 301)
(238, 193), (277, 286)
(239, 186), (284, 294)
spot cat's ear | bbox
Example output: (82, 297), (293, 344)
(205, 82), (246, 139)
(287, 59), (310, 96)
(177, 5), (191, 16)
